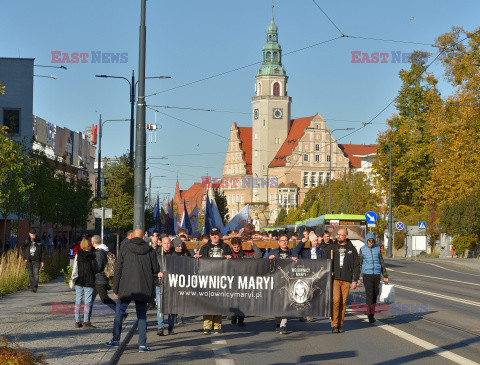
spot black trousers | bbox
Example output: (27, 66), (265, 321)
(363, 274), (381, 315)
(88, 283), (117, 320)
(26, 261), (41, 290)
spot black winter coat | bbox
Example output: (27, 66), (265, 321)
(199, 241), (232, 258)
(94, 248), (109, 285)
(76, 249), (99, 288)
(113, 237), (159, 302)
(324, 240), (360, 282)
(22, 237), (45, 263)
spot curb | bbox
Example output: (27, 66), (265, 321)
(98, 318), (138, 365)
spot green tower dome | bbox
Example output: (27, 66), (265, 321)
(258, 15), (286, 76)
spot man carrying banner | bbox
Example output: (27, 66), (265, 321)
(293, 232), (324, 322)
(154, 235), (177, 336)
(230, 237), (262, 327)
(194, 227), (232, 334)
(324, 228), (360, 334)
(267, 233), (296, 335)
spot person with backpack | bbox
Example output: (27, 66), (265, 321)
(88, 235), (123, 321)
(74, 238), (101, 328)
(22, 229), (45, 293)
(358, 233), (388, 323)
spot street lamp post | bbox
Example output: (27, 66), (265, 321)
(96, 115), (130, 199)
(133, 0), (147, 231)
(95, 73), (170, 163)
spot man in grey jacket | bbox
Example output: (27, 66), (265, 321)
(106, 229), (161, 352)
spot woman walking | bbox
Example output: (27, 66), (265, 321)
(74, 238), (99, 328)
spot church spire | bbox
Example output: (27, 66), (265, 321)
(258, 6), (286, 77)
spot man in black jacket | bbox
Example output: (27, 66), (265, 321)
(194, 227), (232, 334)
(106, 229), (161, 352)
(88, 235), (120, 321)
(324, 228), (360, 334)
(22, 229), (45, 293)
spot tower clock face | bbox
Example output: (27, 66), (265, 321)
(273, 108), (283, 119)
(254, 109), (259, 119)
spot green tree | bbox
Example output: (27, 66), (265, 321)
(0, 129), (33, 250)
(275, 207), (286, 226)
(213, 188), (229, 225)
(374, 51), (441, 208)
(101, 155), (134, 233)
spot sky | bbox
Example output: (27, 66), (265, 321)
(2, 0), (479, 201)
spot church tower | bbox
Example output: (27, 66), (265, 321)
(251, 12), (292, 202)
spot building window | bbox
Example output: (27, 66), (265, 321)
(315, 155), (320, 162)
(311, 172), (317, 187)
(273, 52), (278, 62)
(319, 173), (324, 185)
(303, 154), (308, 162)
(303, 172), (309, 188)
(241, 195), (244, 204)
(327, 155), (331, 162)
(315, 144), (320, 151)
(273, 82), (280, 96)
(266, 52), (271, 61)
(3, 109), (20, 135)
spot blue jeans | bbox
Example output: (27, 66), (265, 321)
(74, 285), (94, 323)
(113, 299), (148, 347)
(156, 286), (175, 329)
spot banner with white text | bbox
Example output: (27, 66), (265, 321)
(160, 256), (332, 317)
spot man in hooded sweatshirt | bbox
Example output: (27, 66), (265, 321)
(358, 233), (389, 323)
(106, 229), (161, 352)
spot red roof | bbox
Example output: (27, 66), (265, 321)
(238, 127), (252, 174)
(339, 144), (377, 168)
(269, 116), (314, 167)
(173, 182), (204, 215)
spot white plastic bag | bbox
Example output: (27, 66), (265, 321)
(69, 255), (78, 290)
(377, 282), (395, 304)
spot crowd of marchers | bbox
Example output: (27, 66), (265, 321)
(22, 225), (388, 353)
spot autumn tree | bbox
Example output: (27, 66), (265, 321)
(374, 51), (441, 209)
(213, 188), (229, 225)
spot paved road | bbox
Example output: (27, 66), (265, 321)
(117, 259), (480, 365)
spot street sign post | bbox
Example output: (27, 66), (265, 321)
(396, 221), (404, 231)
(365, 211), (377, 224)
(418, 222), (426, 230)
(93, 207), (112, 243)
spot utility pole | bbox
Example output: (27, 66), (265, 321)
(343, 166), (347, 213)
(96, 114), (102, 199)
(322, 182), (325, 215)
(308, 191), (311, 219)
(388, 142), (393, 258)
(133, 0), (147, 230)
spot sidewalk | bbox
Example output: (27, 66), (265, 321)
(0, 277), (137, 365)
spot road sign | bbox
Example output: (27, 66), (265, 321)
(367, 223), (376, 228)
(418, 221), (426, 229)
(93, 208), (112, 219)
(396, 221), (404, 230)
(365, 211), (377, 224)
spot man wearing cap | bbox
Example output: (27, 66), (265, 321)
(22, 229), (45, 293)
(358, 233), (388, 323)
(194, 227), (232, 334)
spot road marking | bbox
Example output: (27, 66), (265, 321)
(359, 316), (480, 365)
(211, 337), (235, 365)
(395, 284), (480, 307)
(389, 268), (480, 286)
(419, 262), (480, 277)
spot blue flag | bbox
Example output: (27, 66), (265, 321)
(167, 200), (175, 235)
(153, 195), (160, 231)
(181, 201), (193, 235)
(203, 195), (213, 234)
